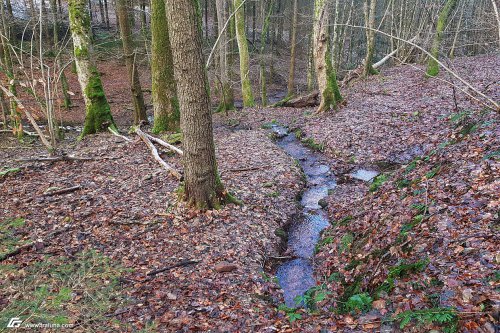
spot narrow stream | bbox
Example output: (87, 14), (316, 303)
(271, 125), (336, 307)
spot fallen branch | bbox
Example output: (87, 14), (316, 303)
(15, 155), (119, 162)
(109, 220), (160, 226)
(108, 126), (132, 142)
(145, 133), (183, 156)
(0, 225), (72, 262)
(221, 164), (272, 174)
(135, 127), (182, 180)
(0, 85), (54, 151)
(44, 185), (82, 196)
(147, 259), (200, 276)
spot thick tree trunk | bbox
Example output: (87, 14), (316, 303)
(165, 0), (228, 209)
(68, 0), (116, 136)
(287, 0), (298, 97)
(363, 0), (378, 76)
(313, 0), (342, 113)
(151, 0), (179, 132)
(234, 0), (254, 107)
(426, 0), (458, 77)
(117, 0), (147, 124)
(215, 0), (234, 112)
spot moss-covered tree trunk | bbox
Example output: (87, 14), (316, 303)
(117, 0), (147, 124)
(287, 0), (298, 97)
(165, 0), (228, 209)
(69, 0), (115, 136)
(426, 0), (458, 77)
(0, 2), (21, 138)
(233, 0), (254, 107)
(363, 0), (378, 76)
(215, 0), (234, 113)
(151, 0), (179, 133)
(313, 0), (342, 113)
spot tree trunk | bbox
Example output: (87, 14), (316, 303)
(234, 0), (254, 107)
(104, 0), (110, 29)
(5, 0), (13, 17)
(307, 32), (314, 91)
(50, 0), (71, 108)
(117, 0), (147, 124)
(215, 0), (234, 112)
(165, 0), (228, 209)
(98, 0), (105, 24)
(363, 0), (378, 76)
(0, 2), (21, 138)
(287, 0), (298, 97)
(313, 0), (342, 113)
(426, 0), (458, 77)
(151, 0), (179, 133)
(68, 0), (116, 136)
(260, 0), (273, 106)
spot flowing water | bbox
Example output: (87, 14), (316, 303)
(271, 125), (336, 307)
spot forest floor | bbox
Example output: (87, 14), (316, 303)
(0, 54), (499, 332)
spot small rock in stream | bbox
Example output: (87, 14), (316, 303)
(318, 198), (328, 208)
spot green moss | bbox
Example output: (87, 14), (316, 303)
(74, 46), (88, 59)
(81, 67), (116, 137)
(152, 97), (180, 133)
(301, 137), (324, 152)
(369, 174), (389, 192)
(68, 0), (91, 36)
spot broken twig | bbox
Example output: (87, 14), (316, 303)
(44, 185), (82, 196)
(147, 259), (200, 276)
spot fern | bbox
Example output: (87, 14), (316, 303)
(395, 307), (458, 332)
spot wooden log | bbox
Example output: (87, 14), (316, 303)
(279, 91), (319, 108)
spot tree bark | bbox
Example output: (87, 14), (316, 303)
(151, 0), (179, 132)
(50, 0), (71, 109)
(68, 0), (116, 136)
(117, 0), (148, 124)
(215, 0), (234, 112)
(0, 2), (21, 138)
(363, 0), (378, 76)
(287, 0), (298, 97)
(234, 0), (254, 107)
(426, 0), (458, 77)
(165, 0), (228, 209)
(313, 0), (342, 113)
(259, 0), (273, 106)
